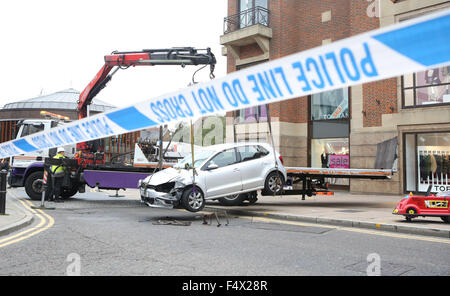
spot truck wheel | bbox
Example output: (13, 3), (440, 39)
(441, 216), (450, 223)
(218, 194), (247, 206)
(61, 185), (78, 199)
(25, 171), (52, 201)
(181, 186), (205, 212)
(262, 171), (284, 195)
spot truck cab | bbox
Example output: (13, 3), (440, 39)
(8, 119), (75, 195)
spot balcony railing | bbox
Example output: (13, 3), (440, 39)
(223, 6), (270, 34)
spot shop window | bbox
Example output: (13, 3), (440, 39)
(311, 138), (349, 186)
(311, 138), (349, 168)
(311, 88), (349, 120)
(402, 67), (450, 108)
(416, 132), (450, 192)
(235, 61), (268, 124)
(235, 105), (267, 123)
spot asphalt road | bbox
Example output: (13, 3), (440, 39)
(0, 188), (449, 276)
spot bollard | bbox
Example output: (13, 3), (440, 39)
(31, 167), (55, 210)
(0, 170), (7, 215)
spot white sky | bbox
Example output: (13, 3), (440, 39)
(0, 0), (228, 109)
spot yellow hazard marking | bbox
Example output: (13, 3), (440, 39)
(0, 191), (55, 248)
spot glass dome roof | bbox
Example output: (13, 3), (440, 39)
(2, 88), (116, 112)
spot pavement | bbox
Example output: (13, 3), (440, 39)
(0, 193), (34, 237)
(1, 188), (450, 239)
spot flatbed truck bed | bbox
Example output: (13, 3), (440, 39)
(275, 167), (395, 199)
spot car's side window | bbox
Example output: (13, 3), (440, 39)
(237, 145), (262, 162)
(257, 145), (270, 156)
(208, 148), (237, 168)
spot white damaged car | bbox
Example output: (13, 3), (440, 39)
(138, 142), (287, 212)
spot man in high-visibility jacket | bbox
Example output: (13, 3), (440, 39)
(51, 147), (67, 202)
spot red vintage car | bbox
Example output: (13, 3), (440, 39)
(393, 187), (450, 223)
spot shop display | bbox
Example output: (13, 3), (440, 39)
(418, 146), (450, 192)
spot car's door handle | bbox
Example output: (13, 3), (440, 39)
(233, 168), (240, 172)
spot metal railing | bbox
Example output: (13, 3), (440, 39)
(223, 6), (270, 34)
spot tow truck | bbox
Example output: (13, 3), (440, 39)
(8, 47), (217, 200)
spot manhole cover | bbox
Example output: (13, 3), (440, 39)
(344, 260), (415, 276)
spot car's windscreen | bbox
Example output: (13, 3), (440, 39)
(174, 150), (215, 169)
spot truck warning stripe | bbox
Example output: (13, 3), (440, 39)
(0, 9), (449, 159)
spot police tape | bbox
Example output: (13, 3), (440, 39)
(1, 8), (449, 159)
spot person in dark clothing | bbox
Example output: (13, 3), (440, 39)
(0, 158), (9, 171)
(51, 147), (67, 202)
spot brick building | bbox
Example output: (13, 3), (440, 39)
(220, 0), (450, 194)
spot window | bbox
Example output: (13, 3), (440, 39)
(402, 66), (450, 107)
(311, 88), (349, 120)
(239, 0), (269, 28)
(311, 138), (349, 186)
(235, 62), (269, 124)
(235, 105), (267, 123)
(21, 123), (45, 137)
(404, 132), (450, 193)
(237, 145), (263, 162)
(258, 145), (269, 156)
(208, 148), (238, 168)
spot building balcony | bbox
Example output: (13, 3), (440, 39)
(220, 6), (272, 66)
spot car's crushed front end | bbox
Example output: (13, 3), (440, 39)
(138, 168), (193, 209)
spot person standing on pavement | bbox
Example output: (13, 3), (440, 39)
(51, 147), (67, 202)
(0, 158), (9, 171)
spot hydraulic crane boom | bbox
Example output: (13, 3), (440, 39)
(76, 47), (216, 166)
(77, 47), (216, 119)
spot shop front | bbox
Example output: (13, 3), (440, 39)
(309, 88), (350, 187)
(404, 131), (450, 193)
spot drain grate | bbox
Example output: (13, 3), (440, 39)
(344, 260), (415, 276)
(243, 222), (332, 234)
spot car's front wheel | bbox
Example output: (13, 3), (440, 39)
(181, 186), (205, 212)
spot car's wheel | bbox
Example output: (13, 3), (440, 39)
(181, 186), (205, 212)
(262, 171), (284, 195)
(441, 216), (450, 223)
(405, 208), (417, 222)
(247, 191), (258, 205)
(218, 193), (247, 206)
(24, 171), (52, 201)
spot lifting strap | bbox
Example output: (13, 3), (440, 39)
(266, 104), (283, 197)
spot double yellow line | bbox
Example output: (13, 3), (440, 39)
(0, 192), (55, 248)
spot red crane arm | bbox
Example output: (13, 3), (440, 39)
(77, 47), (216, 120)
